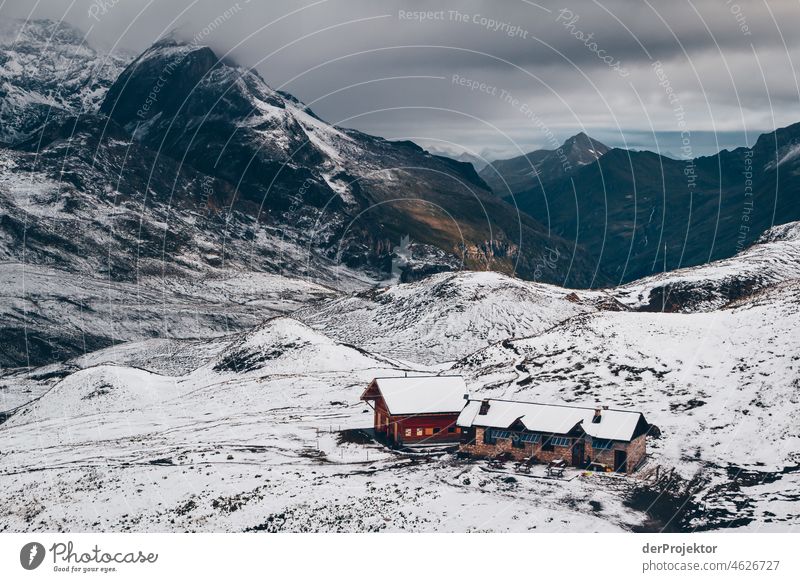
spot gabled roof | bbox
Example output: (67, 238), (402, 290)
(361, 376), (468, 415)
(457, 398), (647, 442)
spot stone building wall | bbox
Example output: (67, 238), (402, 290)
(459, 427), (574, 464)
(460, 428), (647, 472)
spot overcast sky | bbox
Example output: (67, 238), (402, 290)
(3, 0), (799, 160)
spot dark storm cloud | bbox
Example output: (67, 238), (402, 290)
(3, 0), (799, 158)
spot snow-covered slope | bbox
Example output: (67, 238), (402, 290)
(0, 110), (375, 367)
(2, 247), (799, 531)
(211, 317), (401, 375)
(1, 317), (646, 533)
(613, 222), (800, 312)
(0, 19), (126, 143)
(99, 37), (605, 287)
(296, 271), (621, 365)
(0, 262), (338, 369)
(455, 280), (800, 530)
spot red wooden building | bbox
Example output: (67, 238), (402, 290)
(360, 376), (469, 446)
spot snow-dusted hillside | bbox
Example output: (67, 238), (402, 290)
(0, 19), (126, 143)
(99, 36), (604, 287)
(0, 262), (338, 369)
(613, 222), (800, 313)
(2, 211), (800, 532)
(296, 271), (621, 365)
(1, 12), (798, 535)
(2, 248), (799, 531)
(0, 318), (645, 533)
(455, 280), (800, 530)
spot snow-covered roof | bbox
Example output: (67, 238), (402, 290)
(457, 399), (646, 442)
(364, 376), (469, 415)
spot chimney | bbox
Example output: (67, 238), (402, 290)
(592, 407), (602, 423)
(479, 399), (491, 415)
(463, 393), (469, 400)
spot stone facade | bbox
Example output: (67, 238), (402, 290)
(628, 434), (646, 469)
(587, 434), (646, 472)
(460, 427), (646, 473)
(460, 427), (575, 464)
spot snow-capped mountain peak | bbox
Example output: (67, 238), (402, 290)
(0, 19), (126, 144)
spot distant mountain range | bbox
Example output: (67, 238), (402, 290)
(481, 127), (800, 285)
(2, 18), (800, 369)
(422, 147), (490, 172)
(1, 19), (799, 532)
(0, 20), (601, 290)
(480, 132), (610, 194)
(0, 19), (599, 366)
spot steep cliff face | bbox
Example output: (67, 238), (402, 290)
(0, 26), (608, 367)
(98, 38), (606, 287)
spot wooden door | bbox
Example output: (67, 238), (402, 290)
(571, 440), (584, 467)
(614, 450), (628, 473)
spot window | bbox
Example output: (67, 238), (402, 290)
(433, 427), (441, 433)
(416, 428), (423, 436)
(512, 435), (525, 449)
(404, 428), (412, 437)
(593, 439), (613, 450)
(448, 426), (457, 433)
(519, 433), (539, 443)
(541, 435), (569, 450)
(486, 429), (511, 440)
(424, 427), (434, 436)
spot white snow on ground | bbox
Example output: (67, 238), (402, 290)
(0, 262), (338, 367)
(459, 282), (800, 471)
(0, 318), (642, 532)
(296, 270), (616, 365)
(1, 224), (799, 532)
(456, 281), (800, 530)
(613, 222), (800, 312)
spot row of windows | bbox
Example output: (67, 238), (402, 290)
(394, 421), (617, 449)
(485, 430), (542, 443)
(592, 438), (614, 450)
(404, 426), (460, 437)
(482, 431), (613, 451)
(485, 429), (571, 447)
